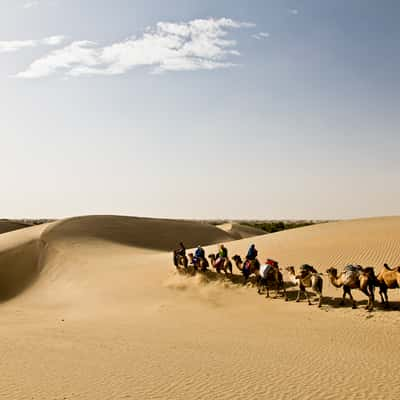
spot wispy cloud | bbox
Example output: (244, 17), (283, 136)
(23, 1), (40, 9)
(15, 18), (254, 79)
(252, 32), (270, 40)
(289, 9), (299, 15)
(0, 35), (66, 53)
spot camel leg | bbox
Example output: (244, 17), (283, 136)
(242, 272), (248, 285)
(360, 288), (370, 310)
(340, 288), (347, 306)
(317, 291), (322, 308)
(295, 288), (302, 302)
(274, 280), (279, 299)
(346, 288), (357, 309)
(304, 289), (312, 305)
(257, 276), (262, 294)
(379, 284), (389, 308)
(315, 278), (323, 308)
(383, 288), (389, 307)
(369, 284), (375, 311)
(282, 282), (288, 301)
(379, 286), (384, 304)
(364, 284), (375, 311)
(296, 283), (305, 303)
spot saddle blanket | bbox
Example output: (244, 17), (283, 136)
(259, 264), (272, 279)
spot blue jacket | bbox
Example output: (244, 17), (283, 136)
(195, 247), (205, 258)
(246, 246), (258, 260)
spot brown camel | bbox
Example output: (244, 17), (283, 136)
(286, 265), (323, 307)
(188, 253), (209, 272)
(258, 261), (287, 300)
(326, 265), (376, 310)
(173, 252), (188, 270)
(232, 255), (260, 282)
(208, 254), (232, 274)
(376, 263), (400, 308)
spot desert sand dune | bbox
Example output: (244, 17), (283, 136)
(216, 222), (266, 239)
(0, 224), (50, 300)
(42, 215), (235, 250)
(0, 215), (399, 399)
(214, 216), (400, 268)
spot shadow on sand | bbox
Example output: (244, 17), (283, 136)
(175, 266), (400, 312)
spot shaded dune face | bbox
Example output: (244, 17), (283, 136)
(0, 220), (30, 235)
(41, 215), (235, 251)
(0, 239), (45, 301)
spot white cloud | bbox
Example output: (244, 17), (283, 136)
(289, 9), (299, 15)
(16, 17), (254, 79)
(41, 35), (67, 46)
(0, 35), (66, 53)
(23, 1), (40, 9)
(252, 32), (270, 40)
(0, 40), (36, 53)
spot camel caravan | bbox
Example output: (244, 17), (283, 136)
(173, 243), (400, 311)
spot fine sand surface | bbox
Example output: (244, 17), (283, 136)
(1, 215), (400, 399)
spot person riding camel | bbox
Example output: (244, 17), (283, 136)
(173, 242), (186, 267)
(193, 245), (205, 264)
(244, 244), (258, 270)
(215, 244), (228, 269)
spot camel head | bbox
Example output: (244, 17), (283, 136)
(188, 253), (194, 260)
(232, 255), (242, 264)
(326, 267), (338, 277)
(285, 266), (296, 274)
(301, 264), (318, 274)
(208, 253), (216, 260)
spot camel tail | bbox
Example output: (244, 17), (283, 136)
(383, 263), (394, 271)
(364, 267), (380, 287)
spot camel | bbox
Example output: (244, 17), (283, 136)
(172, 252), (188, 270)
(376, 263), (400, 308)
(326, 265), (376, 311)
(208, 254), (232, 274)
(232, 255), (260, 282)
(286, 265), (323, 307)
(258, 261), (287, 300)
(188, 253), (209, 272)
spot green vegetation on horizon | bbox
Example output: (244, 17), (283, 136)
(207, 219), (330, 234)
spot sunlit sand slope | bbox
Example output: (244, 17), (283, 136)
(223, 216), (400, 268)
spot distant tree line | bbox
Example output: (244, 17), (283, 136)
(241, 221), (318, 233)
(206, 219), (329, 233)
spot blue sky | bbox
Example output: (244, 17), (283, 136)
(1, 0), (399, 219)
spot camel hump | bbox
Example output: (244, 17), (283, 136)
(343, 264), (362, 273)
(301, 264), (318, 274)
(342, 265), (362, 285)
(363, 266), (375, 274)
